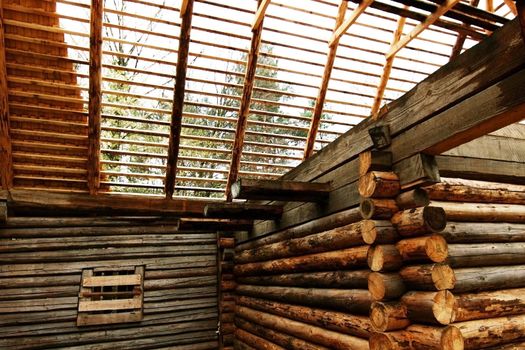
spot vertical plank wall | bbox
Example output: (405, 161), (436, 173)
(0, 217), (218, 350)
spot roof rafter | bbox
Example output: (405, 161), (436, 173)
(87, 0), (103, 195)
(503, 0), (518, 15)
(252, 0), (271, 30)
(165, 0), (194, 199)
(225, 0), (267, 201)
(371, 11), (408, 118)
(386, 0), (463, 59)
(180, 0), (190, 17)
(450, 0), (481, 61)
(304, 0), (373, 159)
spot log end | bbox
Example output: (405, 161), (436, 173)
(360, 199), (375, 220)
(369, 332), (397, 350)
(424, 206), (447, 232)
(369, 272), (387, 301)
(368, 246), (384, 272)
(433, 290), (456, 325)
(432, 264), (456, 290)
(426, 234), (449, 263)
(441, 326), (464, 350)
(361, 220), (378, 245)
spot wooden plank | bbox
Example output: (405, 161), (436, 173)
(165, 0), (194, 198)
(386, 0), (463, 59)
(443, 134), (525, 162)
(329, 0), (375, 47)
(371, 12), (407, 118)
(231, 179), (330, 202)
(303, 1), (348, 159)
(87, 0), (103, 195)
(204, 203), (282, 220)
(78, 298), (142, 312)
(77, 311), (143, 326)
(252, 0), (271, 30)
(225, 0), (266, 200)
(83, 274), (142, 287)
(0, 1), (12, 190)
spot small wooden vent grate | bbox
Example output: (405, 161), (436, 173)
(77, 266), (144, 326)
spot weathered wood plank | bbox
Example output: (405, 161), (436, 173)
(231, 179), (330, 202)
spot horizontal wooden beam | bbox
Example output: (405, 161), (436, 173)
(252, 0), (271, 30)
(386, 0), (462, 59)
(231, 179), (330, 202)
(204, 203), (283, 220)
(329, 0), (375, 47)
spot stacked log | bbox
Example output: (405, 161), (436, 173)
(217, 233), (236, 349)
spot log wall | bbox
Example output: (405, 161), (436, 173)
(0, 216), (218, 349)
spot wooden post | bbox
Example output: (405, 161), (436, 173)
(87, 0), (103, 195)
(302, 0), (348, 160)
(165, 0), (194, 198)
(224, 0), (266, 201)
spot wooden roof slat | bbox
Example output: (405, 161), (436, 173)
(165, 0), (194, 199)
(371, 11), (408, 118)
(87, 0), (103, 195)
(329, 0), (375, 47)
(224, 0), (267, 201)
(0, 0), (13, 190)
(386, 0), (463, 59)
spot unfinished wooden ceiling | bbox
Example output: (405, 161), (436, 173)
(0, 0), (516, 199)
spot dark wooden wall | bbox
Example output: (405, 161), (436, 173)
(0, 217), (218, 350)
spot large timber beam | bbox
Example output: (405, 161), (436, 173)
(304, 0), (374, 159)
(87, 0), (103, 195)
(386, 0), (463, 59)
(0, 0), (12, 190)
(371, 12), (407, 118)
(165, 0), (194, 199)
(225, 0), (266, 201)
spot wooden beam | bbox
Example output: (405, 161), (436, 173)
(180, 0), (189, 17)
(329, 0), (375, 47)
(450, 0), (481, 61)
(225, 0), (265, 201)
(252, 0), (271, 30)
(0, 0), (12, 190)
(87, 0), (103, 195)
(371, 12), (407, 118)
(503, 0), (518, 15)
(386, 0), (463, 59)
(231, 179), (331, 202)
(204, 203), (283, 220)
(302, 0), (348, 160)
(165, 0), (194, 199)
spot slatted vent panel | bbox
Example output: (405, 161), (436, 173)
(77, 266), (144, 326)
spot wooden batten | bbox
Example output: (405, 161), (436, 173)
(224, 0), (266, 201)
(0, 2), (12, 190)
(302, 0), (348, 160)
(87, 0), (103, 195)
(165, 0), (194, 199)
(231, 178), (330, 202)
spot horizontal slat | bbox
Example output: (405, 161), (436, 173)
(82, 274), (142, 287)
(78, 298), (142, 312)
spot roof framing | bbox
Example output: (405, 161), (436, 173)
(165, 0), (194, 199)
(225, 0), (267, 201)
(304, 0), (373, 159)
(0, 0), (12, 190)
(87, 0), (103, 195)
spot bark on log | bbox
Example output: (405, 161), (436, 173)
(369, 324), (463, 350)
(359, 171), (400, 198)
(401, 290), (456, 325)
(368, 272), (406, 301)
(396, 235), (448, 263)
(426, 178), (525, 204)
(236, 306), (369, 350)
(235, 207), (361, 252)
(360, 199), (399, 219)
(391, 206), (447, 237)
(441, 222), (525, 243)
(236, 285), (372, 315)
(447, 243), (525, 267)
(234, 246), (369, 276)
(234, 327), (284, 350)
(368, 245), (403, 272)
(370, 301), (410, 332)
(236, 270), (369, 289)
(454, 287), (525, 322)
(453, 265), (525, 293)
(399, 263), (456, 291)
(235, 317), (329, 350)
(396, 189), (430, 210)
(432, 201), (525, 223)
(235, 221), (394, 264)
(236, 295), (372, 339)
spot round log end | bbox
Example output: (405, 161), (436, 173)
(433, 290), (456, 325)
(361, 220), (377, 245)
(432, 264), (456, 290)
(368, 246), (383, 272)
(441, 326), (464, 350)
(370, 302), (389, 332)
(358, 173), (376, 198)
(231, 180), (242, 199)
(360, 199), (374, 220)
(424, 206), (447, 232)
(368, 272), (386, 300)
(426, 234), (449, 263)
(369, 332), (396, 350)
